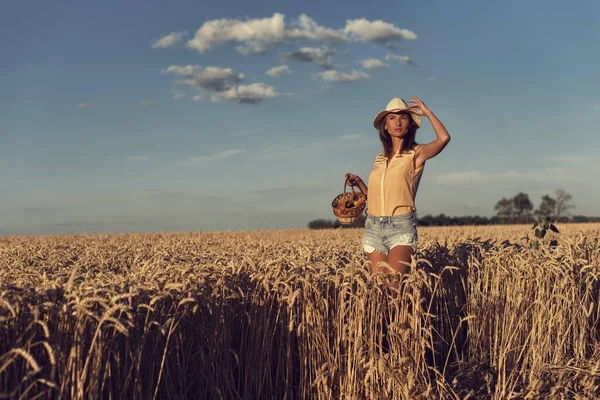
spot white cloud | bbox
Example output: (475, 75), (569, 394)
(78, 102), (94, 109)
(187, 13), (287, 53)
(173, 91), (185, 100)
(286, 14), (346, 43)
(161, 65), (202, 76)
(231, 13), (346, 55)
(279, 46), (334, 69)
(266, 64), (291, 77)
(162, 66), (277, 104)
(314, 69), (370, 83)
(344, 19), (417, 42)
(152, 31), (187, 49)
(177, 149), (246, 166)
(385, 54), (415, 65)
(211, 83), (278, 104)
(192, 67), (245, 91)
(192, 95), (203, 102)
(184, 13), (416, 54)
(162, 65), (245, 92)
(235, 41), (270, 55)
(359, 58), (389, 69)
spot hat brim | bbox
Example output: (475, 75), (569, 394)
(373, 109), (422, 129)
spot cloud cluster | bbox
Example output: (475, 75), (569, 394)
(161, 65), (245, 91)
(279, 47), (334, 69)
(161, 65), (279, 104)
(314, 69), (370, 82)
(286, 14), (347, 43)
(212, 83), (278, 104)
(161, 65), (202, 76)
(186, 14), (287, 53)
(154, 13), (415, 53)
(192, 67), (244, 92)
(155, 13), (419, 104)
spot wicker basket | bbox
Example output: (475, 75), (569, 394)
(332, 178), (367, 224)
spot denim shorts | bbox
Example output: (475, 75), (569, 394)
(362, 212), (418, 254)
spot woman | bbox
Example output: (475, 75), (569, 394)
(346, 96), (450, 283)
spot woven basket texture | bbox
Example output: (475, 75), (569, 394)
(332, 178), (366, 224)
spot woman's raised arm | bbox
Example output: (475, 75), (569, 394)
(407, 97), (451, 168)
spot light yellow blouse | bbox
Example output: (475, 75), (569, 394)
(366, 146), (425, 216)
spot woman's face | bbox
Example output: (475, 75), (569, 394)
(384, 112), (411, 138)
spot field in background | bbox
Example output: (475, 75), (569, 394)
(1, 224), (599, 399)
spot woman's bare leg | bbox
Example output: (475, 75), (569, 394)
(386, 245), (414, 288)
(366, 250), (387, 275)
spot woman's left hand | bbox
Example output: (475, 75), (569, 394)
(407, 96), (432, 118)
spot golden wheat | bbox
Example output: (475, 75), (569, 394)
(0, 223), (599, 399)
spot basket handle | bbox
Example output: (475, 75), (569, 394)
(344, 177), (365, 195)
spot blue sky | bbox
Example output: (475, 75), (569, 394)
(2, 0), (599, 235)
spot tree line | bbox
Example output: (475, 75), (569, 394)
(310, 189), (600, 229)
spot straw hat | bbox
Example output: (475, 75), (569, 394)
(373, 97), (422, 130)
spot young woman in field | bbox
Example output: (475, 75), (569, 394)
(346, 96), (450, 284)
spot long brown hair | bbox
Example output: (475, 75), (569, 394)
(378, 111), (419, 159)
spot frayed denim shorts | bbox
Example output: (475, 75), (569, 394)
(362, 212), (418, 254)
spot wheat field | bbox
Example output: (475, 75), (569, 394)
(1, 223), (599, 399)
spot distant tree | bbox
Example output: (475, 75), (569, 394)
(308, 215), (366, 229)
(535, 194), (557, 220)
(416, 214), (490, 226)
(555, 189), (575, 220)
(494, 197), (515, 223)
(572, 215), (600, 223)
(308, 219), (336, 229)
(470, 215), (491, 225)
(512, 192), (534, 223)
(343, 215), (366, 228)
(436, 213), (451, 226)
(417, 215), (433, 226)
